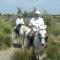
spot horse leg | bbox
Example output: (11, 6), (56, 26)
(35, 51), (39, 60)
(21, 36), (24, 48)
(16, 34), (20, 45)
(16, 35), (19, 44)
(19, 35), (23, 46)
(19, 36), (20, 44)
(22, 35), (26, 47)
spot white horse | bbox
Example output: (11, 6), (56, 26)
(14, 24), (47, 59)
(19, 25), (31, 48)
(34, 25), (47, 60)
(19, 25), (47, 59)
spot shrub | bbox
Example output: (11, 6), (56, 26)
(43, 14), (54, 26)
(24, 18), (30, 26)
(3, 27), (11, 34)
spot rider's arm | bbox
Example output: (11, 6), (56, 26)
(21, 18), (24, 25)
(29, 18), (33, 31)
(41, 18), (45, 26)
(42, 19), (47, 29)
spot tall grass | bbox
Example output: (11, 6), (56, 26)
(12, 48), (37, 60)
(48, 25), (60, 36)
(43, 14), (60, 60)
(44, 34), (60, 60)
(4, 35), (12, 47)
(0, 17), (12, 50)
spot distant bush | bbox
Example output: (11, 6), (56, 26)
(24, 18), (30, 26)
(43, 14), (54, 26)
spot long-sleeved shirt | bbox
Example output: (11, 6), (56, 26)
(16, 18), (24, 26)
(29, 17), (45, 31)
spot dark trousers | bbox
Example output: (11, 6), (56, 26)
(15, 24), (21, 36)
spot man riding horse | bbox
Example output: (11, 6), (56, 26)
(28, 11), (48, 47)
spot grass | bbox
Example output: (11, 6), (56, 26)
(0, 15), (60, 60)
(0, 17), (12, 50)
(48, 25), (60, 36)
(44, 34), (60, 60)
(12, 48), (37, 60)
(4, 35), (12, 47)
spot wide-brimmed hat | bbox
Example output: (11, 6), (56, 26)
(35, 11), (40, 15)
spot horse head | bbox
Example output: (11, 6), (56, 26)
(34, 25), (47, 49)
(38, 29), (46, 45)
(38, 25), (47, 45)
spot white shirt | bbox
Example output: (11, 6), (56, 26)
(29, 17), (45, 31)
(16, 18), (24, 26)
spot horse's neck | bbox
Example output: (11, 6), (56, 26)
(20, 25), (31, 32)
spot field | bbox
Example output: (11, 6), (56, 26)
(0, 14), (60, 60)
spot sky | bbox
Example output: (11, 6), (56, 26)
(0, 0), (60, 14)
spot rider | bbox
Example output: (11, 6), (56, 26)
(29, 11), (48, 46)
(15, 14), (24, 36)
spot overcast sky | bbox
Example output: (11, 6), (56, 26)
(0, 0), (60, 14)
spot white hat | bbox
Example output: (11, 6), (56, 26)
(35, 11), (40, 14)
